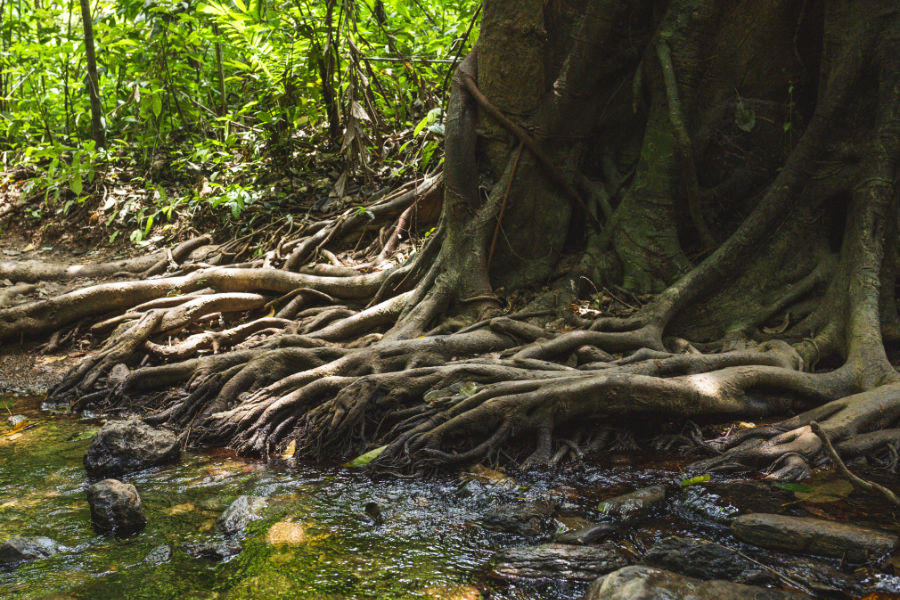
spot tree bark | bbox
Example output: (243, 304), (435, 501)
(78, 0), (105, 148)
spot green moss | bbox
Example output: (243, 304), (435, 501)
(0, 399), (498, 600)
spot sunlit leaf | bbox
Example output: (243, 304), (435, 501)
(772, 482), (813, 493)
(281, 439), (296, 459)
(345, 445), (386, 467)
(680, 473), (710, 487)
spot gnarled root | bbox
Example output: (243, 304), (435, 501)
(694, 382), (900, 480)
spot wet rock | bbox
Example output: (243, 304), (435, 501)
(84, 418), (180, 478)
(7, 414), (27, 427)
(732, 513), (898, 562)
(363, 501), (384, 525)
(460, 464), (516, 487)
(556, 515), (594, 531)
(586, 566), (804, 599)
(780, 556), (861, 596)
(597, 485), (666, 521)
(641, 536), (772, 585)
(676, 485), (741, 525)
(87, 479), (146, 537)
(483, 500), (556, 537)
(143, 544), (172, 565)
(216, 495), (267, 536)
(493, 542), (627, 581)
(866, 574), (900, 595)
(0, 537), (64, 566)
(182, 539), (242, 561)
(555, 523), (616, 545)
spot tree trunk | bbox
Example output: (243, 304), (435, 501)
(78, 0), (105, 148)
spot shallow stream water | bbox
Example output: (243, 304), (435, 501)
(2, 394), (899, 600)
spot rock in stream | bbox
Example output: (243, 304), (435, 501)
(493, 542), (628, 581)
(216, 495), (267, 536)
(586, 565), (805, 599)
(641, 536), (773, 585)
(482, 500), (556, 537)
(182, 539), (242, 561)
(596, 485), (666, 521)
(84, 418), (180, 478)
(87, 478), (147, 537)
(0, 537), (65, 566)
(732, 513), (898, 563)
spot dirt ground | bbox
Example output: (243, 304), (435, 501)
(0, 230), (140, 397)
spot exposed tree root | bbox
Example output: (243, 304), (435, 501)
(3, 0), (900, 486)
(0, 235), (212, 283)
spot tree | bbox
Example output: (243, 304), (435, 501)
(78, 0), (105, 148)
(2, 0), (899, 480)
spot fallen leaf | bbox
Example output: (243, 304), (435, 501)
(793, 472), (853, 503)
(680, 474), (710, 488)
(345, 445), (386, 467)
(281, 439), (296, 459)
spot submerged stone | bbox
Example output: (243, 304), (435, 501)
(265, 521), (306, 546)
(586, 566), (804, 599)
(732, 513), (898, 563)
(641, 536), (772, 585)
(143, 544), (173, 565)
(597, 485), (666, 521)
(216, 495), (267, 536)
(0, 537), (64, 566)
(87, 478), (146, 537)
(493, 542), (627, 581)
(676, 485), (741, 525)
(555, 523), (616, 545)
(83, 418), (180, 478)
(7, 414), (27, 427)
(182, 539), (241, 561)
(483, 500), (556, 537)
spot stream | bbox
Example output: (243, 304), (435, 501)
(2, 394), (899, 599)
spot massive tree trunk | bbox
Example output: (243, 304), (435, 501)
(2, 0), (900, 480)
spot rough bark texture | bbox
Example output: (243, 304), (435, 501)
(2, 0), (900, 481)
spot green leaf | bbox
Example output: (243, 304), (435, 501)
(345, 445), (387, 468)
(680, 473), (710, 487)
(152, 93), (162, 119)
(69, 174), (82, 196)
(413, 114), (429, 137)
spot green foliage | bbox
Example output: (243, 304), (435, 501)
(2, 0), (480, 242)
(344, 444), (387, 467)
(679, 473), (710, 487)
